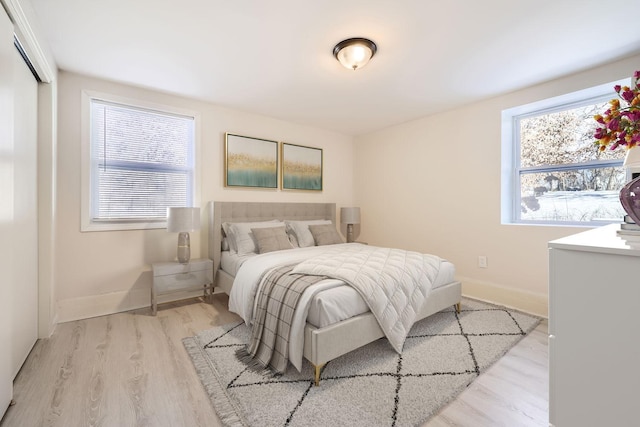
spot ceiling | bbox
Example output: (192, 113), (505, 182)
(29, 0), (640, 136)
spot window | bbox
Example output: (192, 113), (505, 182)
(501, 79), (630, 226)
(81, 92), (197, 231)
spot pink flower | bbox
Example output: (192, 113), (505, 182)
(622, 89), (635, 102)
(594, 127), (607, 139)
(623, 111), (640, 122)
(594, 70), (640, 153)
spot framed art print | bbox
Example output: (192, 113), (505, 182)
(281, 143), (323, 191)
(225, 133), (278, 189)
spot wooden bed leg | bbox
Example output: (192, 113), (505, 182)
(313, 364), (324, 386)
(455, 302), (461, 313)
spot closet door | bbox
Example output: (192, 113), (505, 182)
(11, 37), (39, 376)
(0, 6), (39, 416)
(0, 7), (15, 416)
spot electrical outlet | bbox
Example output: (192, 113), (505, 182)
(478, 255), (488, 268)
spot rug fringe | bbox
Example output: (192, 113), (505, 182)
(183, 337), (248, 427)
(235, 347), (282, 378)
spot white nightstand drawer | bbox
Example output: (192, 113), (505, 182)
(153, 270), (211, 294)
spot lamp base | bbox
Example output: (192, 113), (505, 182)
(346, 223), (354, 243)
(177, 232), (191, 264)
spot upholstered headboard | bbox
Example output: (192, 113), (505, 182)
(207, 201), (336, 283)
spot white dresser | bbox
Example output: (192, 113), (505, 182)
(548, 224), (640, 427)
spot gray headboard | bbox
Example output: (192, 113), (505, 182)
(207, 201), (336, 282)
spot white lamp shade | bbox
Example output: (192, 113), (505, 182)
(167, 207), (200, 232)
(340, 207), (361, 224)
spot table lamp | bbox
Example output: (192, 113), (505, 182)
(340, 207), (361, 243)
(167, 207), (200, 264)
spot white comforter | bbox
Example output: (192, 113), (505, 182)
(292, 244), (441, 353)
(229, 243), (441, 371)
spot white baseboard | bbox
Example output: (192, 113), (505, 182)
(457, 276), (548, 318)
(58, 278), (548, 322)
(57, 288), (208, 323)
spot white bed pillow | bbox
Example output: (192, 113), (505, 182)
(285, 219), (332, 248)
(228, 220), (284, 255)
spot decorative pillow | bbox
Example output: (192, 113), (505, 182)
(227, 220), (284, 255)
(308, 224), (344, 246)
(285, 219), (332, 248)
(251, 226), (293, 254)
(221, 222), (236, 252)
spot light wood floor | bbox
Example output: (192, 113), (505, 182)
(1, 295), (548, 427)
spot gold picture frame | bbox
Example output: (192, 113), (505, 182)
(281, 142), (323, 191)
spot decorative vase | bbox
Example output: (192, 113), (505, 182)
(620, 174), (640, 225)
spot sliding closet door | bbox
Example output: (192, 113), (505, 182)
(0, 6), (16, 416)
(0, 5), (39, 416)
(11, 38), (39, 377)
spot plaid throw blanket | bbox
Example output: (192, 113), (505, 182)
(238, 265), (327, 374)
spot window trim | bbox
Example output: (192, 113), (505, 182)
(81, 90), (201, 232)
(501, 77), (629, 226)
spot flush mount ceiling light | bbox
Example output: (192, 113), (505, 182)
(333, 38), (377, 71)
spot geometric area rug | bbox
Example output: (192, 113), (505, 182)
(183, 298), (540, 427)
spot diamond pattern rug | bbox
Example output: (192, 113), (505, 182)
(183, 298), (540, 427)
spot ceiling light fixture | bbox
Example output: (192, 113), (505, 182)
(333, 38), (377, 71)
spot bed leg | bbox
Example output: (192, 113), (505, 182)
(313, 364), (324, 386)
(455, 302), (461, 313)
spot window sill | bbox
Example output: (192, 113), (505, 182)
(81, 220), (168, 232)
(501, 220), (619, 228)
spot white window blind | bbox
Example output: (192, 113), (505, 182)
(90, 99), (195, 222)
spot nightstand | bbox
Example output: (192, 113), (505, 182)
(151, 258), (213, 315)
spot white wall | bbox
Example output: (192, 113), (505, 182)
(56, 71), (355, 321)
(354, 54), (640, 317)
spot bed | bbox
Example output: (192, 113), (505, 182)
(207, 201), (462, 385)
